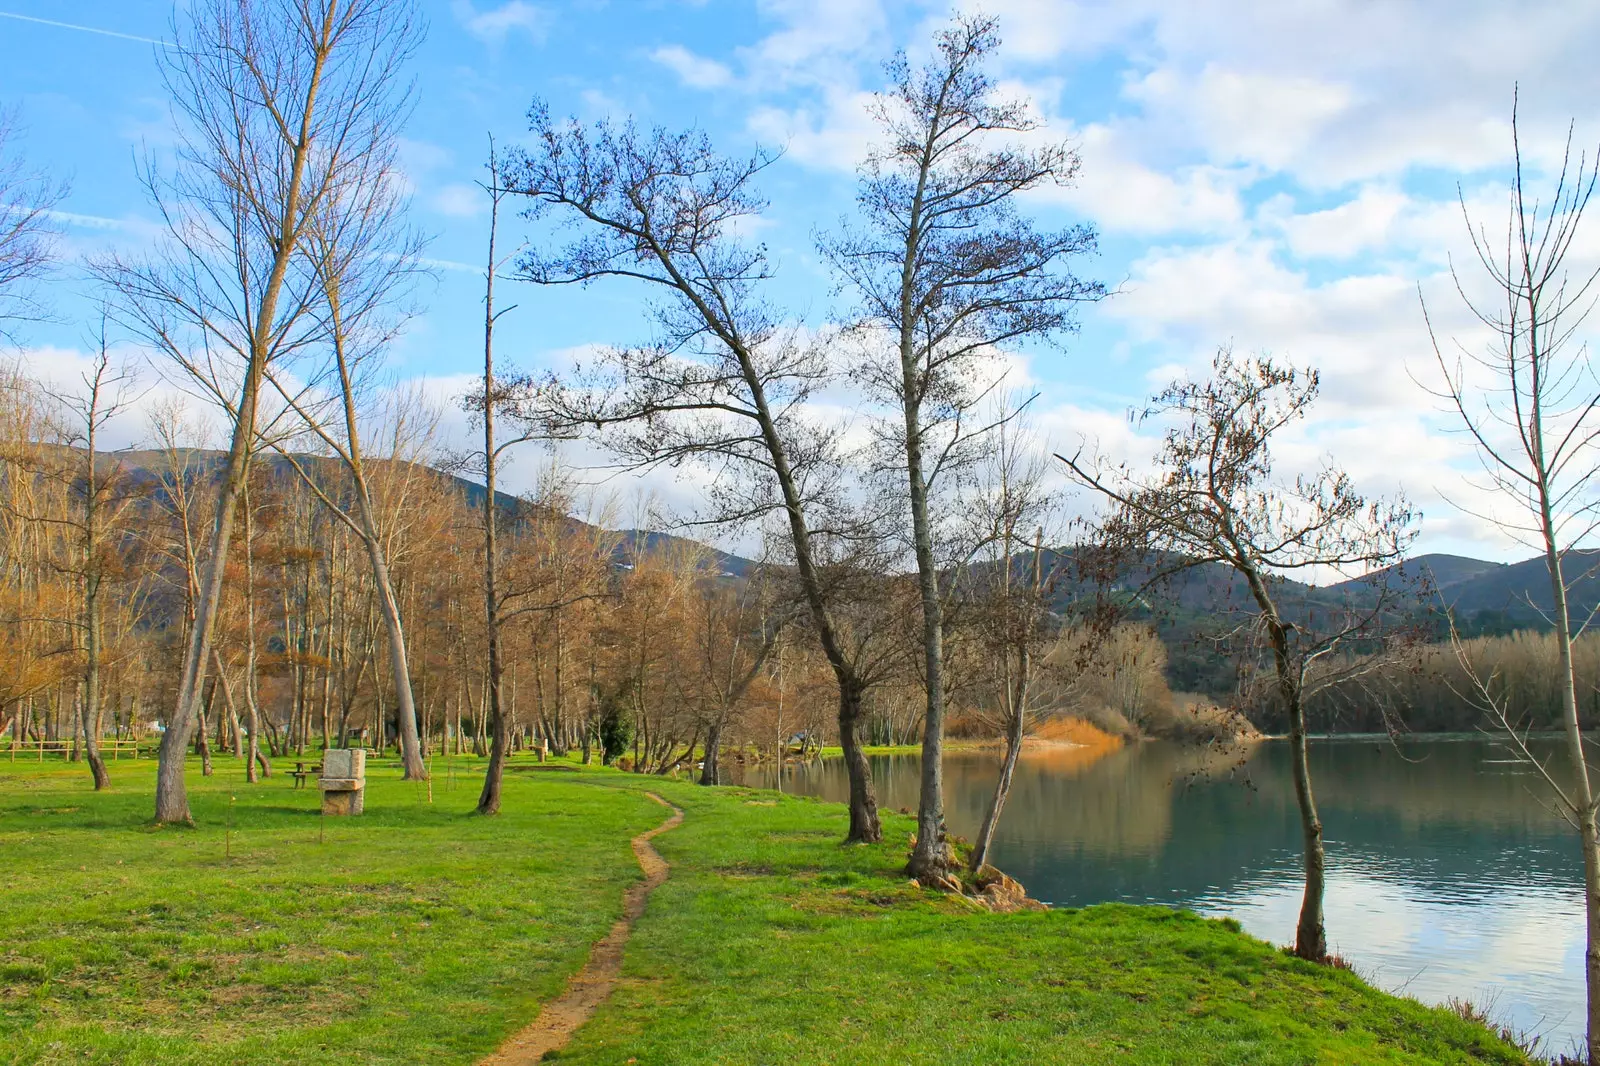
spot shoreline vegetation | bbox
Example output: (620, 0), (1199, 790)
(0, 756), (1535, 1065)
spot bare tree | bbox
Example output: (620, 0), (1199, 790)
(959, 416), (1059, 872)
(95, 0), (422, 822)
(0, 111), (65, 338)
(683, 572), (788, 786)
(258, 81), (431, 779)
(826, 16), (1104, 881)
(1062, 349), (1416, 961)
(1424, 99), (1600, 1063)
(51, 338), (142, 790)
(462, 141), (576, 815)
(504, 109), (889, 842)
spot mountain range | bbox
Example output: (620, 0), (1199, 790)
(74, 448), (1595, 693)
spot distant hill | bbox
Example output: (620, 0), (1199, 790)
(97, 446), (761, 577)
(88, 445), (1600, 688)
(1331, 549), (1600, 631)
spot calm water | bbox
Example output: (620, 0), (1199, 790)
(747, 738), (1584, 1054)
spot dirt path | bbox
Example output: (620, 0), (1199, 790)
(479, 791), (683, 1065)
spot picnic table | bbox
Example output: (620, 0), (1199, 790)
(288, 761), (323, 789)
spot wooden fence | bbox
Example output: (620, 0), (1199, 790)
(4, 739), (142, 762)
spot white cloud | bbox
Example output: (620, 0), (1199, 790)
(948, 0), (1146, 63)
(1046, 122), (1249, 235)
(452, 1), (549, 45)
(745, 0), (887, 89)
(1266, 186), (1409, 260)
(650, 45), (734, 90)
(430, 183), (485, 219)
(1126, 65), (1354, 173)
(748, 90), (878, 172)
(1092, 235), (1548, 559)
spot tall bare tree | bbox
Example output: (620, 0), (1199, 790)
(1424, 99), (1600, 1063)
(260, 78), (430, 779)
(96, 0), (422, 822)
(52, 340), (141, 790)
(505, 110), (889, 841)
(826, 16), (1104, 881)
(1063, 349), (1416, 961)
(463, 141), (574, 815)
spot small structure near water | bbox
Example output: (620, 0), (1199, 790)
(319, 749), (365, 816)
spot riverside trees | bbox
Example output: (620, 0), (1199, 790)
(828, 14), (1104, 882)
(1425, 102), (1600, 1065)
(1063, 350), (1417, 961)
(504, 109), (891, 842)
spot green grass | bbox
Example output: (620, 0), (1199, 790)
(0, 754), (659, 1064)
(559, 776), (1532, 1066)
(1, 755), (1528, 1065)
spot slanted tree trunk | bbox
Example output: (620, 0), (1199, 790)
(837, 681), (881, 843)
(1245, 566), (1326, 962)
(971, 543), (1041, 873)
(1544, 517), (1600, 1059)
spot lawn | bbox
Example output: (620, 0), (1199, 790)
(0, 754), (660, 1065)
(0, 755), (1528, 1065)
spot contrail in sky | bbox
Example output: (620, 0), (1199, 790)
(0, 11), (169, 46)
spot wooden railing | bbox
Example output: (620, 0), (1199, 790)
(4, 739), (142, 761)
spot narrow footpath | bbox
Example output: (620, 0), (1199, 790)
(480, 791), (684, 1065)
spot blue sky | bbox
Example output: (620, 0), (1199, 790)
(4, 1), (1600, 562)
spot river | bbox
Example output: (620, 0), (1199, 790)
(746, 737), (1583, 1056)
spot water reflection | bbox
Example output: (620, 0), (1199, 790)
(748, 738), (1583, 1053)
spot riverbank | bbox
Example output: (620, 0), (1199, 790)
(0, 757), (1531, 1064)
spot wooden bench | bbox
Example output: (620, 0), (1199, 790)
(288, 761), (323, 789)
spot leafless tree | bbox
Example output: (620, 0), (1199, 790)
(1062, 349), (1417, 961)
(49, 337), (143, 790)
(0, 111), (65, 338)
(958, 415), (1060, 872)
(461, 140), (583, 815)
(258, 76), (431, 780)
(94, 0), (422, 823)
(1423, 97), (1600, 1063)
(825, 15), (1104, 881)
(682, 571), (789, 786)
(503, 108), (889, 842)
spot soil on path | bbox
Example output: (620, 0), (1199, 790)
(480, 791), (683, 1065)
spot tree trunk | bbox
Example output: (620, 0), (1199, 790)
(477, 178), (508, 814)
(1286, 691), (1327, 961)
(242, 482), (270, 782)
(699, 721), (721, 786)
(1541, 535), (1600, 1063)
(195, 676), (214, 777)
(80, 606), (109, 792)
(971, 705), (1024, 873)
(363, 535), (426, 778)
(838, 681), (881, 844)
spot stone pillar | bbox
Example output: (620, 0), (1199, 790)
(320, 748), (366, 816)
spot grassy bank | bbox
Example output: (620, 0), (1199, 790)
(0, 757), (1527, 1065)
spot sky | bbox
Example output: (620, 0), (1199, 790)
(3, 0), (1600, 566)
